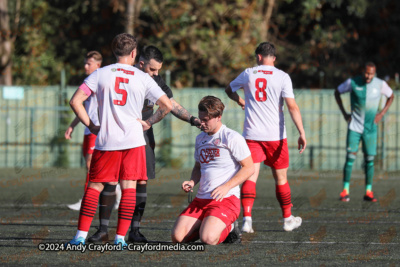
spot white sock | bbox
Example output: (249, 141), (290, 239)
(284, 215), (294, 222)
(75, 230), (88, 240)
(115, 234), (125, 241)
(243, 216), (252, 222)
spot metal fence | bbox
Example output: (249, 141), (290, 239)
(1, 86), (399, 171)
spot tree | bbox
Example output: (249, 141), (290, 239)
(0, 0), (20, 85)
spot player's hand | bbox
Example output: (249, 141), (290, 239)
(137, 119), (151, 131)
(344, 113), (351, 123)
(64, 127), (74, 140)
(193, 118), (201, 129)
(211, 184), (230, 202)
(182, 181), (194, 193)
(298, 134), (306, 154)
(237, 98), (245, 110)
(374, 112), (384, 124)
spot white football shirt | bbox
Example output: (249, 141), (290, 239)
(230, 65), (295, 141)
(83, 94), (100, 136)
(194, 125), (251, 199)
(83, 63), (166, 150)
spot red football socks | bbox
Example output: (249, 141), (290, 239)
(218, 224), (232, 244)
(116, 188), (136, 236)
(241, 180), (256, 217)
(78, 187), (101, 231)
(276, 182), (292, 218)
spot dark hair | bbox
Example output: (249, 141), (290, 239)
(255, 42), (276, 57)
(140, 45), (163, 63)
(365, 62), (376, 69)
(111, 33), (138, 58)
(198, 96), (225, 118)
(86, 51), (102, 62)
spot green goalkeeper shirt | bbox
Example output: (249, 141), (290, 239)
(337, 76), (393, 133)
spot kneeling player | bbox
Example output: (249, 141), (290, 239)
(171, 96), (254, 245)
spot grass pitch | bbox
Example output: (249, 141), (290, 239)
(0, 167), (399, 266)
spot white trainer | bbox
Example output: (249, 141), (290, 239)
(68, 199), (82, 211)
(283, 215), (302, 232)
(113, 184), (122, 210)
(241, 217), (254, 233)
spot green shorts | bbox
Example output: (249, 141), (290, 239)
(346, 129), (377, 156)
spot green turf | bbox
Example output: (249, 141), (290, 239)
(0, 167), (399, 265)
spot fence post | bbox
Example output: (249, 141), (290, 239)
(309, 145), (314, 170)
(29, 107), (35, 167)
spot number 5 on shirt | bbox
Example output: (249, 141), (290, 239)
(113, 77), (128, 106)
(255, 78), (267, 102)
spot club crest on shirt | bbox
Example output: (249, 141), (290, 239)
(213, 138), (221, 146)
(199, 148), (220, 164)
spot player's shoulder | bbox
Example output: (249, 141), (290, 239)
(195, 131), (208, 144)
(220, 125), (244, 141)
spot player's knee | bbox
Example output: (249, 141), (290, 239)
(345, 153), (357, 166)
(200, 233), (219, 245)
(364, 155), (374, 164)
(171, 228), (184, 243)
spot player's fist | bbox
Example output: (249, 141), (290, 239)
(374, 112), (384, 124)
(65, 127), (74, 140)
(137, 119), (151, 131)
(182, 181), (194, 193)
(237, 98), (245, 110)
(344, 113), (351, 123)
(298, 134), (306, 154)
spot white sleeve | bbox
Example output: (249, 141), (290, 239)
(229, 134), (251, 162)
(282, 74), (295, 98)
(194, 137), (200, 163)
(337, 78), (352, 94)
(230, 70), (248, 93)
(144, 74), (166, 103)
(83, 69), (99, 93)
(381, 81), (393, 98)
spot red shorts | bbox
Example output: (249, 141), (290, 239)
(89, 146), (147, 183)
(246, 138), (289, 169)
(82, 134), (97, 158)
(179, 195), (240, 227)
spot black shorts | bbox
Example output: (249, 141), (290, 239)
(144, 127), (156, 179)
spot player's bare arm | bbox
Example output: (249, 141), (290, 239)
(211, 156), (254, 202)
(64, 116), (80, 139)
(182, 161), (201, 193)
(225, 85), (245, 110)
(170, 98), (201, 126)
(285, 97), (307, 154)
(334, 89), (351, 122)
(374, 93), (394, 123)
(70, 88), (99, 135)
(141, 95), (172, 131)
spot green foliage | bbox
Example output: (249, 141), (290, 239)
(8, 0), (400, 89)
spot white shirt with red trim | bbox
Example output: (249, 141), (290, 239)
(194, 125), (251, 199)
(230, 65), (295, 141)
(83, 95), (99, 136)
(82, 63), (166, 150)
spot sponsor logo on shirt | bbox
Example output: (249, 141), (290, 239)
(199, 148), (220, 164)
(221, 213), (227, 218)
(258, 70), (273, 75)
(90, 146), (95, 150)
(213, 138), (221, 146)
(355, 87), (363, 91)
(115, 68), (135, 75)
